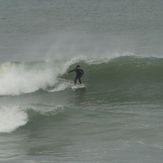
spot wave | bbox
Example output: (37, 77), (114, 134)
(0, 55), (163, 95)
(0, 104), (65, 133)
(0, 105), (28, 133)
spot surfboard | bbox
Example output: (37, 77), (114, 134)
(71, 84), (86, 91)
(58, 78), (86, 91)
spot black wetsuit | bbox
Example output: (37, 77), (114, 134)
(69, 67), (84, 84)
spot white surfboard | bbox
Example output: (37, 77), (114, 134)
(71, 84), (86, 91)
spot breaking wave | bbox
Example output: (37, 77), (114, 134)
(0, 104), (65, 133)
(0, 54), (163, 95)
(0, 106), (28, 133)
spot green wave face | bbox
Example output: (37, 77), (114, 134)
(66, 56), (163, 104)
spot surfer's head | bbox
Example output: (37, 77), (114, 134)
(76, 65), (80, 68)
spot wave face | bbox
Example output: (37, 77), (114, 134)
(85, 56), (163, 83)
(82, 56), (163, 102)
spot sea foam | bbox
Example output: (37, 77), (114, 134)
(0, 62), (56, 95)
(0, 106), (28, 133)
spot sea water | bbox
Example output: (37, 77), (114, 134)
(0, 0), (163, 163)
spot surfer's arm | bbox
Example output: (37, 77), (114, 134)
(68, 69), (75, 73)
(80, 69), (84, 75)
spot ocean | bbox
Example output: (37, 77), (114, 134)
(0, 0), (163, 162)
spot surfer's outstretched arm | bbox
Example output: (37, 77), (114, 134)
(68, 69), (75, 73)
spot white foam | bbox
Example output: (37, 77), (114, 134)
(0, 62), (56, 95)
(0, 106), (28, 133)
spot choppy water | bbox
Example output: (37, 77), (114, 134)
(0, 0), (163, 163)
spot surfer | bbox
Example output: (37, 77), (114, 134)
(68, 65), (84, 84)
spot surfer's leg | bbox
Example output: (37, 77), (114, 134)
(78, 77), (82, 84)
(78, 74), (82, 84)
(74, 76), (78, 84)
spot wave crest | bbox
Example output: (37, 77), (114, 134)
(0, 106), (28, 133)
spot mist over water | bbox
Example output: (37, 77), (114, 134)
(0, 0), (163, 163)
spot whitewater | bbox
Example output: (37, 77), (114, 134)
(0, 0), (163, 163)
